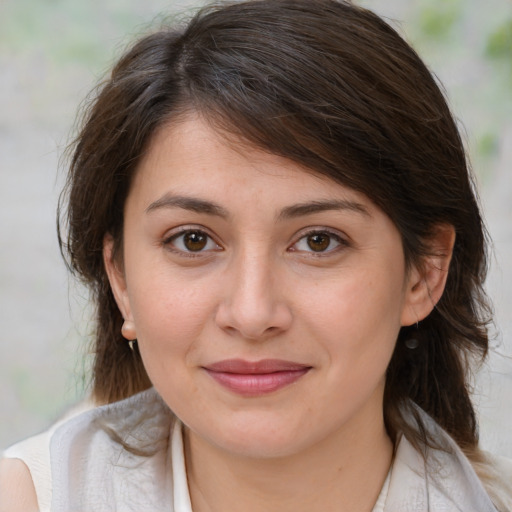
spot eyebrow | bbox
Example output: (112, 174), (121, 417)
(146, 194), (230, 218)
(145, 194), (370, 220)
(277, 199), (370, 220)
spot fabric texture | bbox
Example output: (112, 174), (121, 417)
(2, 387), (508, 511)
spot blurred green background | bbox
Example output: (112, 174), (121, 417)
(1, 0), (511, 454)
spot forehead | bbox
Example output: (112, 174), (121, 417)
(131, 114), (375, 213)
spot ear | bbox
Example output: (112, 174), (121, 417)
(103, 234), (136, 339)
(401, 224), (456, 326)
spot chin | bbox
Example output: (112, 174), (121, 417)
(193, 413), (315, 459)
(217, 434), (306, 459)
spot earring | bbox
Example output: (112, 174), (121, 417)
(121, 320), (137, 341)
(405, 337), (419, 349)
(404, 316), (420, 350)
(127, 339), (138, 352)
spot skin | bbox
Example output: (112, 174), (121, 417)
(0, 459), (38, 512)
(103, 114), (454, 512)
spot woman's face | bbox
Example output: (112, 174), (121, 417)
(106, 115), (423, 458)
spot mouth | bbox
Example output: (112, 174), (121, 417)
(202, 359), (312, 396)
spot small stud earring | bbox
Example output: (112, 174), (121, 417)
(405, 337), (419, 350)
(121, 320), (136, 341)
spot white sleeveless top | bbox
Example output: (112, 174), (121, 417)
(1, 388), (504, 511)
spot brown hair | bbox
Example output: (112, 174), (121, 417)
(59, 0), (490, 455)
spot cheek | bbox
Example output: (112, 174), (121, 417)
(127, 270), (216, 361)
(297, 268), (405, 371)
(303, 269), (404, 333)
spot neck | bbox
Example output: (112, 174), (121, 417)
(184, 404), (392, 512)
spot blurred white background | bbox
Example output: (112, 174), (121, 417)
(1, 0), (511, 455)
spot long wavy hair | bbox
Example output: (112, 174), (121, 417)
(59, 0), (491, 468)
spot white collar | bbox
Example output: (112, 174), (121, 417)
(171, 420), (193, 512)
(49, 388), (499, 511)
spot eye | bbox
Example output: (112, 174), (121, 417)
(165, 229), (221, 254)
(291, 230), (345, 254)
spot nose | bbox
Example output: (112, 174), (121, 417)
(214, 250), (293, 341)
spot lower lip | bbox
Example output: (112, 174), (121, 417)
(204, 368), (310, 396)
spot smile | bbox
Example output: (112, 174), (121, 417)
(203, 359), (311, 396)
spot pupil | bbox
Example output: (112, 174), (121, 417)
(184, 232), (207, 251)
(307, 233), (330, 252)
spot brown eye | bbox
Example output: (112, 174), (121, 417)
(307, 233), (331, 252)
(183, 231), (208, 251)
(291, 230), (344, 254)
(166, 229), (220, 254)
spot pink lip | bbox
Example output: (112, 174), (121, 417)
(203, 359), (311, 396)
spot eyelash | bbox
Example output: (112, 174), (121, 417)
(289, 229), (349, 256)
(163, 226), (349, 259)
(163, 227), (222, 257)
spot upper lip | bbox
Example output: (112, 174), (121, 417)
(204, 359), (311, 374)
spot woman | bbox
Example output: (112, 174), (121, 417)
(1, 0), (511, 510)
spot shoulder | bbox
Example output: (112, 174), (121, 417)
(476, 451), (512, 511)
(0, 396), (94, 511)
(398, 403), (511, 511)
(1, 428), (54, 511)
(0, 458), (38, 512)
(48, 387), (176, 511)
(1, 389), (174, 511)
